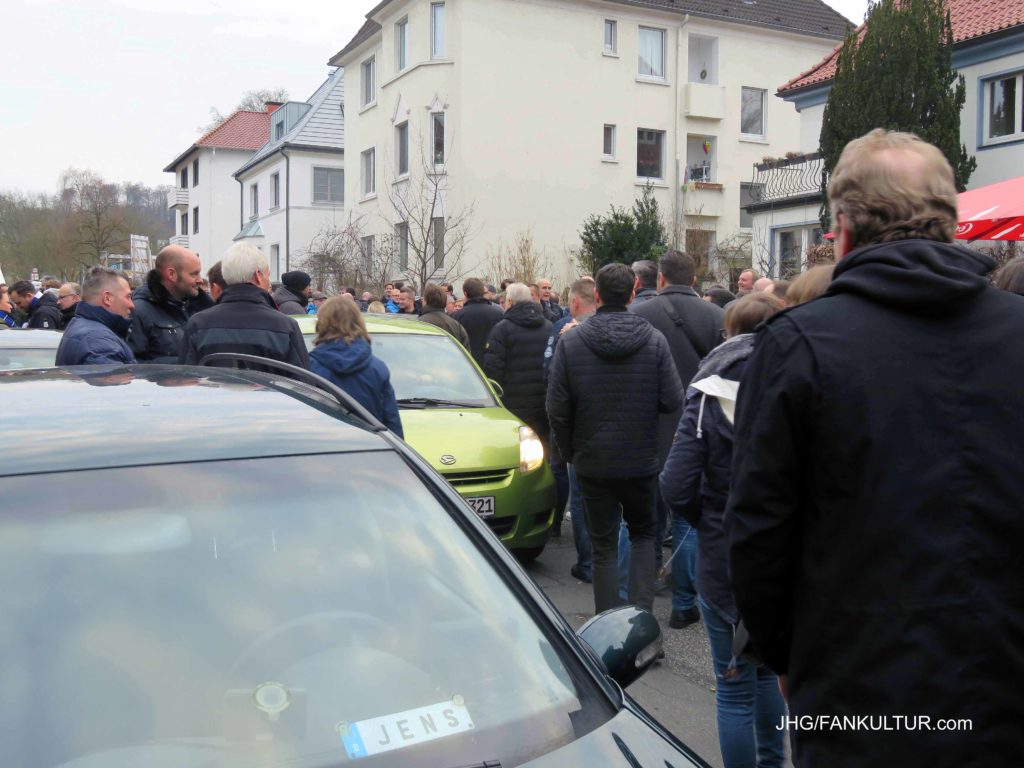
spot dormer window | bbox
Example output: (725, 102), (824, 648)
(275, 120), (285, 141)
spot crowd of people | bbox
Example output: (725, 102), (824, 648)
(2, 128), (1024, 766)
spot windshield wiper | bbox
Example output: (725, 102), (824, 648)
(397, 397), (484, 408)
(446, 762), (501, 768)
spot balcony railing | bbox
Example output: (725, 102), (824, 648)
(748, 152), (825, 206)
(169, 235), (189, 247)
(167, 188), (189, 211)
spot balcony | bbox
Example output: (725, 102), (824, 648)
(167, 188), (189, 211)
(684, 83), (725, 120)
(681, 182), (724, 217)
(169, 235), (189, 247)
(747, 152), (825, 209)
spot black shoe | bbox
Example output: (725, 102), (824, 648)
(570, 564), (592, 583)
(669, 607), (700, 629)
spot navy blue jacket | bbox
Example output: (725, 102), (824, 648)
(309, 337), (403, 437)
(55, 302), (137, 366)
(27, 293), (63, 330)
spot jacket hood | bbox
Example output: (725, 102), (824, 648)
(577, 307), (653, 359)
(691, 333), (755, 386)
(829, 239), (995, 315)
(134, 269), (169, 305)
(76, 301), (131, 338)
(272, 285), (306, 306)
(310, 337), (373, 375)
(36, 292), (59, 309)
(504, 301), (545, 328)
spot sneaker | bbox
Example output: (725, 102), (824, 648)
(669, 607), (700, 630)
(570, 564), (592, 583)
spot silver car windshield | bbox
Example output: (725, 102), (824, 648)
(0, 452), (611, 767)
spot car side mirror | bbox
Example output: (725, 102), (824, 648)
(577, 606), (662, 689)
(487, 379), (505, 398)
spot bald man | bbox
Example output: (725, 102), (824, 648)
(129, 245), (214, 363)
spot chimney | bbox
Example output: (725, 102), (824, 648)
(266, 101), (284, 114)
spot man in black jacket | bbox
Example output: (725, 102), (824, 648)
(129, 245), (212, 363)
(547, 263), (682, 614)
(454, 277), (503, 365)
(272, 271), (312, 315)
(727, 129), (1024, 766)
(9, 280), (62, 329)
(178, 243), (309, 370)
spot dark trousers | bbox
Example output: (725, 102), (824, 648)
(576, 473), (658, 614)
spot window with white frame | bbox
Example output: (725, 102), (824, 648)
(361, 57), (376, 107)
(396, 122), (409, 177)
(603, 124), (616, 159)
(636, 129), (665, 179)
(249, 184), (258, 219)
(604, 20), (617, 54)
(986, 72), (1023, 142)
(192, 206), (199, 234)
(192, 159), (199, 186)
(181, 211), (189, 236)
(313, 167), (344, 204)
(396, 18), (408, 72)
(431, 3), (446, 59)
(361, 148), (376, 196)
(638, 27), (666, 80)
(361, 236), (375, 272)
(741, 87), (767, 138)
(180, 167), (188, 189)
(395, 222), (409, 270)
(431, 217), (445, 269)
(275, 120), (285, 141)
(431, 112), (445, 166)
(271, 172), (280, 208)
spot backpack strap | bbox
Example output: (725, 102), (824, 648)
(661, 296), (714, 359)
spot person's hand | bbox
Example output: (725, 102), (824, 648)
(559, 320), (578, 336)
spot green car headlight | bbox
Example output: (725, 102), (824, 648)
(519, 426), (545, 474)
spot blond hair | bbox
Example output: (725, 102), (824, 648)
(786, 264), (836, 307)
(724, 292), (784, 337)
(828, 129), (958, 250)
(315, 295), (370, 346)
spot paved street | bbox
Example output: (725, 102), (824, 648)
(521, 521), (725, 768)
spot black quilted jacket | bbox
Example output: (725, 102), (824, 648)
(546, 305), (682, 478)
(483, 301), (552, 439)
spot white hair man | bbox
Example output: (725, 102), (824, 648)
(55, 266), (136, 365)
(177, 243), (309, 370)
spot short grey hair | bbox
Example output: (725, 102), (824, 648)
(631, 259), (658, 289)
(82, 266), (128, 302)
(505, 282), (532, 305)
(60, 282), (82, 297)
(221, 243), (270, 285)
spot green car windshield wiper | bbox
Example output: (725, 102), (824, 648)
(396, 397), (485, 408)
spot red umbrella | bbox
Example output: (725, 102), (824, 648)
(956, 176), (1024, 242)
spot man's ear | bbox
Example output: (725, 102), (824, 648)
(657, 273), (667, 290)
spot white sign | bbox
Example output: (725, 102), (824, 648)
(339, 698), (474, 760)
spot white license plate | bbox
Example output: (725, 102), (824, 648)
(464, 496), (495, 517)
(339, 698), (475, 759)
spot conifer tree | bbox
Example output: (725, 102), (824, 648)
(819, 0), (975, 229)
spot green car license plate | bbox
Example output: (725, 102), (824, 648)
(465, 496), (495, 517)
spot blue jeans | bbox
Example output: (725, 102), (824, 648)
(670, 516), (698, 611)
(567, 464), (591, 577)
(700, 596), (787, 768)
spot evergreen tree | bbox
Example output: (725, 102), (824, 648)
(819, 0), (975, 229)
(577, 186), (667, 274)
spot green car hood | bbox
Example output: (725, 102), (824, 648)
(399, 407), (523, 472)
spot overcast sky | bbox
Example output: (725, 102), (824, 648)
(0, 0), (869, 195)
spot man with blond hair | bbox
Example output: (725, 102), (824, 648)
(178, 243), (308, 369)
(727, 129), (1024, 765)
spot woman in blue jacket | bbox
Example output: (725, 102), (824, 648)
(309, 296), (403, 437)
(659, 292), (784, 768)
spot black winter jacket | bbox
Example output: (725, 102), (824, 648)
(727, 240), (1024, 766)
(129, 270), (213, 363)
(417, 308), (470, 349)
(55, 302), (136, 366)
(546, 305), (683, 478)
(453, 298), (504, 365)
(483, 302), (551, 439)
(26, 293), (63, 330)
(271, 285), (308, 315)
(632, 285), (724, 465)
(178, 283), (309, 370)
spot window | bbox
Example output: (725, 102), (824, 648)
(313, 168), (344, 204)
(396, 122), (409, 177)
(636, 129), (665, 179)
(192, 159), (199, 186)
(603, 124), (616, 159)
(688, 35), (719, 84)
(779, 230), (802, 279)
(987, 73), (1023, 141)
(271, 172), (280, 208)
(361, 57), (376, 106)
(192, 206), (199, 234)
(250, 184), (259, 219)
(270, 244), (280, 279)
(395, 222), (409, 270)
(361, 235), (375, 272)
(275, 120), (285, 141)
(180, 167), (188, 189)
(396, 18), (408, 71)
(361, 148), (376, 196)
(432, 112), (445, 166)
(604, 20), (617, 54)
(739, 183), (762, 229)
(431, 217), (445, 269)
(741, 87), (766, 138)
(181, 211), (188, 236)
(638, 27), (666, 80)
(431, 3), (446, 59)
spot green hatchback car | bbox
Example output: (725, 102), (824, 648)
(296, 314), (556, 559)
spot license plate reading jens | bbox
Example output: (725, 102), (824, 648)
(339, 699), (475, 760)
(465, 496), (495, 517)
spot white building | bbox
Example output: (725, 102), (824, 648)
(163, 110), (271, 272)
(233, 69), (347, 280)
(330, 0), (849, 288)
(749, 0), (1024, 278)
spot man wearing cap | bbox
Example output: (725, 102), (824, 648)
(307, 291), (328, 314)
(273, 271), (312, 315)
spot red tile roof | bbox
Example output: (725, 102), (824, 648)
(778, 0), (1024, 95)
(197, 110), (271, 150)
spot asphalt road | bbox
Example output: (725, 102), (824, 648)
(520, 522), (725, 768)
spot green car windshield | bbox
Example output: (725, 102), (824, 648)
(0, 452), (612, 767)
(306, 332), (497, 407)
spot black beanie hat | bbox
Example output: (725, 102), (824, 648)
(282, 271), (312, 293)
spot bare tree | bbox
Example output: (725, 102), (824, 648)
(59, 168), (129, 269)
(200, 87), (289, 134)
(486, 229), (550, 285)
(296, 213), (399, 295)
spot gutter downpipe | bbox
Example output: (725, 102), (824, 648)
(675, 14), (690, 247)
(283, 148), (291, 272)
